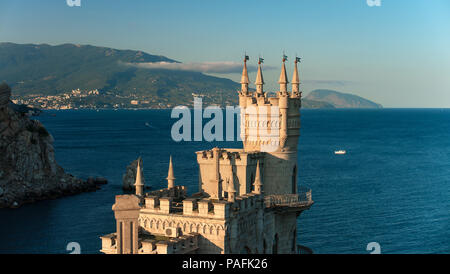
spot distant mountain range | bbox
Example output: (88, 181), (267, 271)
(304, 89), (382, 109)
(0, 42), (239, 107)
(0, 43), (381, 109)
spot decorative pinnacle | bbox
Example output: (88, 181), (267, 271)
(254, 160), (262, 187)
(292, 56), (301, 85)
(134, 157), (144, 186)
(166, 155), (175, 180)
(255, 57), (264, 88)
(240, 55), (249, 85)
(278, 54), (289, 85)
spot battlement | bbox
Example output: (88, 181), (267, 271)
(145, 185), (187, 200)
(141, 192), (263, 220)
(100, 231), (200, 254)
(196, 148), (264, 165)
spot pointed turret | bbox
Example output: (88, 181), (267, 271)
(278, 55), (289, 94)
(134, 157), (144, 196)
(292, 57), (301, 97)
(240, 55), (249, 94)
(255, 58), (264, 96)
(254, 160), (263, 194)
(227, 178), (236, 202)
(166, 155), (176, 189)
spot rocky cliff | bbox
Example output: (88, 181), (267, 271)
(0, 83), (97, 208)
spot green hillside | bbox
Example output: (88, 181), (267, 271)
(0, 43), (239, 106)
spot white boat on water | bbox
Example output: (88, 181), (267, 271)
(335, 150), (346, 155)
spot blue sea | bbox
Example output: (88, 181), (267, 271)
(0, 109), (449, 254)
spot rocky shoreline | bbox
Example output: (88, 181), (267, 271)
(0, 83), (105, 209)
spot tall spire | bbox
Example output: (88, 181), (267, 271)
(255, 57), (264, 96)
(240, 55), (249, 94)
(166, 155), (175, 189)
(134, 157), (144, 196)
(278, 55), (289, 94)
(254, 160), (263, 194)
(292, 57), (301, 96)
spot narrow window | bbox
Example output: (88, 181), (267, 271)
(273, 234), (279, 254)
(292, 165), (297, 194)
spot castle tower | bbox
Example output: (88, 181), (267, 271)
(166, 155), (175, 189)
(238, 57), (301, 195)
(102, 53), (313, 255)
(134, 158), (144, 196)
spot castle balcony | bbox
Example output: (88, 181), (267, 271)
(264, 187), (313, 212)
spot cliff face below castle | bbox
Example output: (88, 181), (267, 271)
(0, 84), (97, 208)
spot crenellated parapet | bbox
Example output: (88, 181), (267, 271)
(145, 185), (187, 200)
(141, 192), (263, 220)
(100, 231), (200, 254)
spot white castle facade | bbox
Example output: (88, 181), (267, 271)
(100, 56), (313, 254)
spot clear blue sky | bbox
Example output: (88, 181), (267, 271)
(1, 0), (449, 107)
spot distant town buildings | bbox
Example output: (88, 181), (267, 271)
(12, 88), (234, 110)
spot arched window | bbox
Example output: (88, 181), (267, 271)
(250, 173), (255, 192)
(292, 165), (297, 194)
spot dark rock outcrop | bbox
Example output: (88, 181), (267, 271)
(0, 83), (98, 208)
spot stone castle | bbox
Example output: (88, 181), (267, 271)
(100, 56), (314, 254)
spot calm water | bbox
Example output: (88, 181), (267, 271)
(0, 109), (449, 254)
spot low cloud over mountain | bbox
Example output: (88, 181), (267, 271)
(123, 61), (275, 74)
